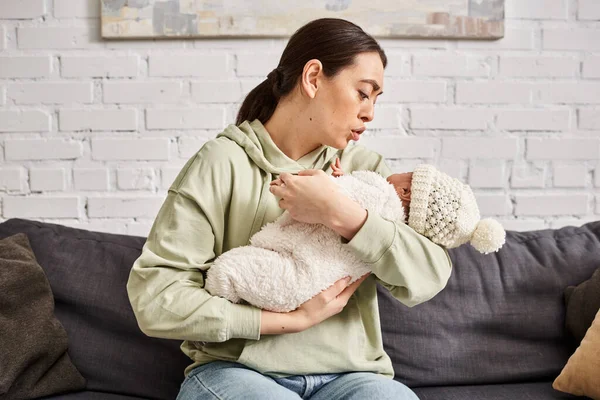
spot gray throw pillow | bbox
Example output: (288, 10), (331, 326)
(0, 233), (86, 399)
(565, 267), (600, 345)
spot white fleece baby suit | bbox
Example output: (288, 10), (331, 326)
(204, 171), (405, 312)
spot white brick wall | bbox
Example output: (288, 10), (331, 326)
(514, 194), (589, 216)
(583, 56), (600, 78)
(59, 109), (138, 131)
(413, 55), (492, 77)
(0, 168), (27, 192)
(18, 26), (101, 49)
(8, 82), (93, 104)
(499, 56), (578, 77)
(527, 138), (600, 160)
(61, 55), (139, 78)
(580, 108), (600, 130)
(0, 56), (52, 78)
(53, 0), (99, 18)
(73, 168), (109, 191)
(469, 161), (507, 188)
(553, 164), (588, 187)
(442, 138), (519, 159)
(506, 0), (567, 19)
(457, 27), (535, 50)
(411, 108), (494, 130)
(5, 139), (82, 160)
(103, 81), (183, 104)
(0, 0), (598, 236)
(30, 168), (66, 191)
(149, 54), (230, 78)
(496, 109), (571, 131)
(578, 0), (600, 20)
(511, 163), (547, 188)
(91, 138), (170, 161)
(543, 28), (600, 50)
(0, 110), (51, 132)
(0, 0), (45, 19)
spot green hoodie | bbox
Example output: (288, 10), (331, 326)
(126, 119), (452, 379)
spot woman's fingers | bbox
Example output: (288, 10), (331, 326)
(322, 273), (370, 303)
(271, 168), (341, 225)
(269, 184), (287, 198)
(279, 172), (295, 183)
(322, 276), (351, 302)
(336, 273), (370, 302)
(293, 273), (370, 329)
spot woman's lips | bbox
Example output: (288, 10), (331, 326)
(350, 126), (366, 141)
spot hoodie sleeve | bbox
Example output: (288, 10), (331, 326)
(342, 151), (453, 308)
(126, 144), (261, 342)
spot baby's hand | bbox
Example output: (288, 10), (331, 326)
(331, 157), (344, 177)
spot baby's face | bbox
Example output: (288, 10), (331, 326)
(386, 172), (413, 212)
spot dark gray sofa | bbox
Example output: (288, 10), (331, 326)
(0, 217), (597, 400)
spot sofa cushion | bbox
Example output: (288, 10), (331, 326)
(0, 233), (86, 399)
(378, 220), (600, 388)
(565, 267), (600, 345)
(0, 219), (191, 400)
(413, 381), (589, 400)
(553, 309), (600, 399)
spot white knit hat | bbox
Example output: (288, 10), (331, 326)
(407, 164), (506, 254)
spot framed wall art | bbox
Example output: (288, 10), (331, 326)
(101, 0), (504, 40)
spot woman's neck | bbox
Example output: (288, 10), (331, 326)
(263, 100), (320, 161)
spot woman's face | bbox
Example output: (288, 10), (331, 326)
(309, 52), (384, 149)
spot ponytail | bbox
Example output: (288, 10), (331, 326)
(235, 68), (282, 126)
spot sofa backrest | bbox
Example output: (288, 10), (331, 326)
(0, 218), (190, 400)
(378, 220), (600, 387)
(3, 217), (600, 394)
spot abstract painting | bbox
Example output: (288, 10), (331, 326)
(101, 0), (504, 40)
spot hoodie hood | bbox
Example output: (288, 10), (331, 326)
(217, 119), (339, 175)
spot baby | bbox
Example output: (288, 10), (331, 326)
(204, 159), (506, 312)
(331, 158), (503, 250)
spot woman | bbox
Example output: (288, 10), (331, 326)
(126, 18), (452, 399)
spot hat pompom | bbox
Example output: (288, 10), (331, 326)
(470, 218), (506, 254)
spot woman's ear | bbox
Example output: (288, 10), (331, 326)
(301, 59), (323, 99)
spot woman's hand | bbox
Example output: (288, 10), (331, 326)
(294, 273), (370, 329)
(269, 170), (339, 226)
(260, 273), (370, 335)
(270, 169), (368, 241)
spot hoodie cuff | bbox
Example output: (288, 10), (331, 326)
(343, 211), (396, 265)
(226, 302), (261, 341)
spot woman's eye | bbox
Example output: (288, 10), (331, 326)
(358, 90), (369, 100)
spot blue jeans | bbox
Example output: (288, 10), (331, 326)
(176, 361), (419, 400)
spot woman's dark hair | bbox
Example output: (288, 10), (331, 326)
(235, 18), (387, 126)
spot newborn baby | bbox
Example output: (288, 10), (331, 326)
(204, 159), (506, 312)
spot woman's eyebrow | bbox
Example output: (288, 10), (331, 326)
(360, 79), (383, 95)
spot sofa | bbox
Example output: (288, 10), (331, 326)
(0, 216), (598, 400)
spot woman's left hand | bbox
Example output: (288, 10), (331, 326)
(270, 169), (369, 240)
(270, 170), (340, 226)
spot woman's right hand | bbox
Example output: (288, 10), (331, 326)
(294, 273), (370, 329)
(260, 273), (370, 335)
